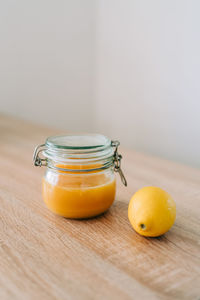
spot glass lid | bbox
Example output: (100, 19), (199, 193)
(33, 134), (127, 185)
(45, 134), (111, 150)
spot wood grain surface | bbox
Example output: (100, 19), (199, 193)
(0, 114), (200, 300)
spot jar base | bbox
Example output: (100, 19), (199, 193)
(45, 203), (113, 219)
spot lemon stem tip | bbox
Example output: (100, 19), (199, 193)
(140, 223), (146, 230)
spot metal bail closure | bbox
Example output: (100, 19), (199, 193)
(33, 144), (47, 167)
(111, 140), (127, 186)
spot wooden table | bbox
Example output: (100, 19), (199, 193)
(0, 114), (200, 300)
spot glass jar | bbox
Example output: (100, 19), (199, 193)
(33, 134), (127, 219)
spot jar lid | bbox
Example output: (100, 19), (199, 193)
(45, 134), (111, 151)
(33, 134), (127, 186)
(43, 134), (114, 162)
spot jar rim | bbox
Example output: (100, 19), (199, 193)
(42, 134), (114, 164)
(45, 134), (111, 151)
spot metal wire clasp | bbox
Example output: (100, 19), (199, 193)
(111, 140), (127, 186)
(33, 144), (47, 167)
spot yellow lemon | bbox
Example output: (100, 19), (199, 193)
(128, 186), (176, 237)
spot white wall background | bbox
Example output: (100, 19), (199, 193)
(1, 0), (200, 167)
(95, 0), (200, 168)
(0, 0), (95, 131)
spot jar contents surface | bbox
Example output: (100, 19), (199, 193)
(42, 165), (116, 218)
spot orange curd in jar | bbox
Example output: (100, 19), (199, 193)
(33, 134), (126, 219)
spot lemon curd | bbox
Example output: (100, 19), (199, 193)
(42, 165), (116, 218)
(33, 134), (126, 219)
